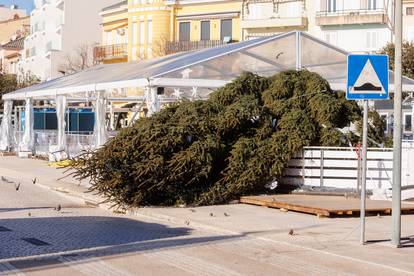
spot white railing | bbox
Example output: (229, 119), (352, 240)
(66, 133), (95, 157)
(34, 130), (58, 155)
(281, 146), (414, 199)
(13, 130), (103, 157)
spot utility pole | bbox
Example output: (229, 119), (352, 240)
(392, 0), (403, 248)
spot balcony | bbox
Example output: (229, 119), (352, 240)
(241, 0), (306, 29)
(165, 40), (229, 55)
(241, 17), (307, 29)
(93, 44), (128, 63)
(316, 9), (387, 26)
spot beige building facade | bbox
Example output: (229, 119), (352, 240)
(0, 16), (30, 45)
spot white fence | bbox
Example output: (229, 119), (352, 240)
(281, 146), (414, 199)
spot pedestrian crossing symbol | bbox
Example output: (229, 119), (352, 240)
(347, 54), (389, 100)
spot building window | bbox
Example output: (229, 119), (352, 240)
(140, 20), (145, 45)
(179, 22), (191, 41)
(327, 0), (336, 12)
(366, 31), (380, 50)
(220, 19), (232, 41)
(132, 23), (137, 45)
(132, 47), (137, 61)
(404, 113), (412, 132)
(106, 31), (113, 45)
(407, 7), (414, 15)
(148, 20), (153, 44)
(368, 0), (377, 10)
(407, 27), (414, 42)
(201, 21), (210, 41)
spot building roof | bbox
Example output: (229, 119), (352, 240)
(101, 1), (127, 12)
(4, 31), (414, 100)
(1, 37), (25, 50)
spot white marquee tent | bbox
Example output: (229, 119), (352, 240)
(2, 31), (414, 157)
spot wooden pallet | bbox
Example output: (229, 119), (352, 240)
(240, 194), (414, 217)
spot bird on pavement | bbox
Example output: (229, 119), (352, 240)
(32, 178), (37, 184)
(54, 204), (62, 212)
(209, 213), (214, 217)
(15, 182), (20, 191)
(288, 229), (294, 236)
(224, 212), (230, 217)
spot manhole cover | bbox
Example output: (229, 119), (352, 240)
(0, 226), (11, 232)
(22, 238), (50, 246)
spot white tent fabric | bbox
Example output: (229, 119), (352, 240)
(145, 87), (160, 116)
(94, 93), (108, 148)
(20, 98), (34, 152)
(0, 100), (13, 151)
(56, 95), (67, 151)
(5, 31), (414, 101)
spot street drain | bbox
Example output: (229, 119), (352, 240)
(0, 226), (11, 232)
(22, 238), (50, 246)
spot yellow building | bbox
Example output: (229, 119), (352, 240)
(96, 0), (242, 63)
(168, 0), (242, 55)
(95, 1), (129, 64)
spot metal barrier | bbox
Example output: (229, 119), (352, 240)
(12, 130), (117, 157)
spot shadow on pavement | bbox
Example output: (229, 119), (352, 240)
(0, 215), (246, 273)
(0, 207), (53, 213)
(366, 235), (414, 248)
(0, 216), (192, 260)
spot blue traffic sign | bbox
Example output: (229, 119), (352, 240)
(347, 54), (389, 100)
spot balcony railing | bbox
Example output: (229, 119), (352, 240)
(93, 44), (128, 62)
(165, 40), (230, 55)
(316, 8), (386, 17)
(316, 8), (387, 25)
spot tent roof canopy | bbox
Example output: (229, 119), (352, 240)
(5, 31), (414, 100)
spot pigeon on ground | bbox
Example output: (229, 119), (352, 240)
(28, 213), (31, 217)
(224, 213), (230, 217)
(209, 213), (214, 217)
(276, 52), (284, 59)
(32, 178), (37, 184)
(54, 204), (62, 212)
(1, 176), (6, 182)
(15, 183), (20, 191)
(288, 229), (294, 235)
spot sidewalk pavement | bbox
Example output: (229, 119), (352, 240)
(0, 156), (103, 206)
(1, 156), (413, 274)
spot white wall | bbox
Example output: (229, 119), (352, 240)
(19, 0), (119, 81)
(306, 0), (393, 53)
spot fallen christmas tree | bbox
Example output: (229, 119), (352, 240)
(69, 70), (375, 207)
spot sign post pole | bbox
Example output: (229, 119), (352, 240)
(392, 0), (403, 248)
(347, 54), (389, 245)
(360, 100), (369, 245)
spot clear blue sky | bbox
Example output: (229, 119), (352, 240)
(0, 0), (34, 13)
